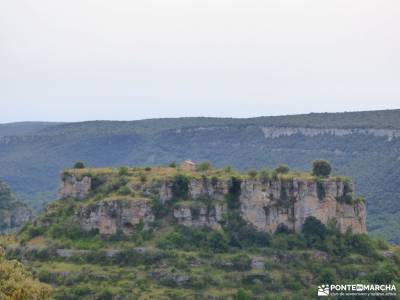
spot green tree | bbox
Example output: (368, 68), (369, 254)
(275, 164), (290, 174)
(312, 160), (332, 177)
(73, 161), (85, 169)
(0, 248), (51, 299)
(248, 170), (258, 178)
(207, 231), (228, 252)
(259, 168), (270, 183)
(234, 288), (251, 300)
(118, 166), (129, 176)
(196, 161), (212, 171)
(117, 185), (132, 196)
(171, 174), (190, 200)
(302, 216), (327, 246)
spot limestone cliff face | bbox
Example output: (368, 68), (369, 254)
(173, 202), (225, 229)
(59, 173), (91, 200)
(261, 126), (400, 141)
(238, 178), (366, 234)
(75, 198), (154, 235)
(60, 172), (366, 235)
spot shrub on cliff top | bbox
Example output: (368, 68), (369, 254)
(248, 170), (258, 178)
(118, 166), (129, 176)
(312, 160), (332, 177)
(259, 168), (271, 183)
(275, 164), (290, 174)
(196, 161), (212, 171)
(73, 161), (85, 169)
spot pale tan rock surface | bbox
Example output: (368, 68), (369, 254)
(60, 172), (366, 235)
(75, 198), (154, 235)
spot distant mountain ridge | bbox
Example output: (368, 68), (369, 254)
(0, 122), (62, 137)
(0, 109), (399, 242)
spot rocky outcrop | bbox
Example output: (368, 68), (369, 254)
(0, 207), (32, 231)
(75, 198), (154, 235)
(159, 181), (173, 204)
(168, 177), (365, 234)
(59, 173), (91, 199)
(261, 126), (400, 141)
(0, 180), (32, 231)
(60, 171), (366, 235)
(239, 178), (366, 234)
(173, 202), (225, 229)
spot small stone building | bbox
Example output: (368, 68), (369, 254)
(180, 160), (196, 171)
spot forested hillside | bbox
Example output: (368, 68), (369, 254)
(0, 109), (399, 242)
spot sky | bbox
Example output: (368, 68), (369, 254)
(0, 0), (399, 123)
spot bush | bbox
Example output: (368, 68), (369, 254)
(227, 177), (242, 209)
(223, 166), (232, 173)
(275, 164), (289, 174)
(169, 162), (177, 168)
(248, 170), (258, 178)
(117, 185), (132, 196)
(312, 160), (332, 177)
(343, 194), (354, 204)
(157, 226), (230, 252)
(302, 216), (327, 246)
(27, 225), (46, 239)
(316, 179), (326, 200)
(275, 224), (293, 235)
(96, 289), (113, 300)
(318, 268), (336, 284)
(101, 177), (128, 193)
(355, 196), (365, 204)
(171, 174), (190, 200)
(231, 254), (251, 271)
(259, 168), (270, 183)
(223, 212), (270, 248)
(158, 232), (185, 250)
(0, 251), (52, 299)
(345, 234), (376, 256)
(90, 175), (106, 191)
(139, 173), (147, 183)
(207, 231), (228, 252)
(211, 176), (219, 187)
(118, 166), (129, 176)
(234, 288), (251, 300)
(196, 161), (212, 171)
(73, 161), (85, 169)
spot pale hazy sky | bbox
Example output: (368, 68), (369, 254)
(0, 0), (399, 123)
